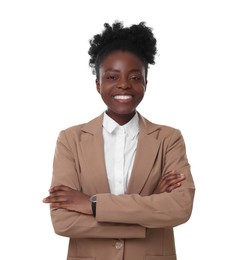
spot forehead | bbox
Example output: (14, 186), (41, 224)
(99, 50), (145, 72)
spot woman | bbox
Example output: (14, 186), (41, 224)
(43, 21), (195, 260)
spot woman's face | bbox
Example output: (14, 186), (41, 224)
(96, 50), (147, 125)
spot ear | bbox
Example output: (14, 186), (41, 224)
(144, 80), (148, 92)
(96, 79), (101, 93)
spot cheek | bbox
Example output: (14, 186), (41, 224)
(137, 85), (146, 95)
(98, 82), (114, 95)
(99, 90), (109, 102)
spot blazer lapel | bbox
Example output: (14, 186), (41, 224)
(80, 114), (110, 194)
(127, 114), (161, 194)
(79, 113), (160, 195)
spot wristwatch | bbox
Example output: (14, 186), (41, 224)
(89, 195), (97, 217)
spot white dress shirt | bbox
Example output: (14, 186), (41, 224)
(102, 112), (140, 195)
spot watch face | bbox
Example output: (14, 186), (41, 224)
(90, 195), (97, 203)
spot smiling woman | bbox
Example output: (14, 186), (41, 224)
(43, 21), (195, 260)
(96, 51), (146, 125)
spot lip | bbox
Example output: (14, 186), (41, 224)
(112, 92), (134, 97)
(112, 94), (134, 103)
(114, 95), (133, 99)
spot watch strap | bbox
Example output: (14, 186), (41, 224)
(91, 201), (96, 217)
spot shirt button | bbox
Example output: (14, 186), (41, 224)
(115, 241), (123, 249)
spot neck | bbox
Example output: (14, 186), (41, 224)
(106, 110), (136, 125)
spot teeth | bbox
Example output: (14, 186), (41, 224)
(114, 95), (132, 100)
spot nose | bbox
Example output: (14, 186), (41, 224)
(117, 77), (131, 89)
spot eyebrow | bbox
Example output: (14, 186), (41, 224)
(104, 69), (120, 73)
(103, 68), (143, 74)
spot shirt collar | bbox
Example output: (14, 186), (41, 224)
(103, 112), (139, 139)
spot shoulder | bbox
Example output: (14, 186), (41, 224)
(57, 114), (104, 143)
(139, 113), (182, 139)
(139, 115), (186, 151)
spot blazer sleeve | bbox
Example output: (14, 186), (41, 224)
(96, 129), (195, 228)
(49, 130), (146, 239)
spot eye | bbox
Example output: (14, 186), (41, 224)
(130, 76), (142, 81)
(107, 75), (118, 81)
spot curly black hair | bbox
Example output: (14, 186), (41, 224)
(88, 21), (157, 78)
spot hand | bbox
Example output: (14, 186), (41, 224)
(43, 185), (92, 215)
(154, 170), (186, 194)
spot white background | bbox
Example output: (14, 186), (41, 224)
(0, 0), (237, 259)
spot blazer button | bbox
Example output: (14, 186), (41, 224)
(115, 241), (123, 250)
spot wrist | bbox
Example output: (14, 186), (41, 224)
(89, 195), (97, 217)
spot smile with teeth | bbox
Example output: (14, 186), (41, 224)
(113, 95), (133, 100)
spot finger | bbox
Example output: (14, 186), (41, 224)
(163, 170), (176, 177)
(162, 173), (185, 182)
(155, 171), (185, 194)
(43, 193), (69, 203)
(160, 171), (179, 181)
(50, 201), (67, 209)
(163, 175), (186, 188)
(166, 182), (182, 192)
(159, 173), (185, 187)
(49, 185), (71, 193)
(47, 190), (69, 198)
(167, 174), (185, 182)
(49, 185), (72, 193)
(50, 201), (76, 211)
(43, 197), (49, 203)
(158, 175), (185, 193)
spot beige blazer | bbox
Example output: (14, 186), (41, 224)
(50, 113), (195, 260)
